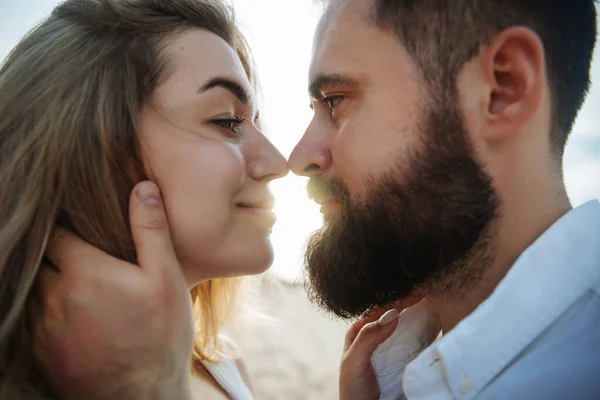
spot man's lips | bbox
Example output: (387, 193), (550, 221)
(311, 193), (343, 214)
(319, 200), (342, 214)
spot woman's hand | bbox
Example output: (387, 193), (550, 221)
(339, 292), (424, 400)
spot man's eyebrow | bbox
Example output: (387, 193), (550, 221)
(308, 74), (361, 101)
(199, 77), (251, 105)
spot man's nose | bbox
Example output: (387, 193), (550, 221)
(288, 121), (332, 177)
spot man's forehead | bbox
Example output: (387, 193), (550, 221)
(309, 0), (375, 80)
(313, 0), (371, 45)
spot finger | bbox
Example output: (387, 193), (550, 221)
(28, 264), (55, 363)
(46, 229), (121, 273)
(27, 293), (43, 332)
(392, 289), (425, 311)
(369, 290), (424, 318)
(33, 262), (60, 303)
(129, 181), (179, 277)
(344, 290), (424, 352)
(344, 314), (381, 353)
(27, 293), (50, 361)
(28, 294), (54, 390)
(27, 296), (47, 378)
(344, 309), (399, 368)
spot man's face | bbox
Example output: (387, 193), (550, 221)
(288, 0), (499, 319)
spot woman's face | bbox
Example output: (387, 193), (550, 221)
(138, 29), (288, 287)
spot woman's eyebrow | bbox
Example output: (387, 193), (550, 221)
(199, 77), (251, 105)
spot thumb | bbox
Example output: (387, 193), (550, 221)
(344, 309), (399, 371)
(129, 181), (179, 276)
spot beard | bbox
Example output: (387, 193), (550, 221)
(304, 97), (499, 319)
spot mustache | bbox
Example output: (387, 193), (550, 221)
(306, 176), (350, 203)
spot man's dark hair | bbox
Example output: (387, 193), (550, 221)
(351, 0), (597, 156)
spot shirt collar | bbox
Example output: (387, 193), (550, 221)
(406, 200), (600, 399)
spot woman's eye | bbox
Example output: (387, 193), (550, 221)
(212, 116), (245, 138)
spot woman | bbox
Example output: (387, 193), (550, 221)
(0, 0), (287, 398)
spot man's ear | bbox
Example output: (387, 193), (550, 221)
(481, 26), (546, 142)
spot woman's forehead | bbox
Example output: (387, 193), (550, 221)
(161, 29), (251, 94)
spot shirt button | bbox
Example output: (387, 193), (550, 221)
(458, 377), (474, 395)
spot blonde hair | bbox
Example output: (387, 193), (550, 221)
(0, 0), (259, 397)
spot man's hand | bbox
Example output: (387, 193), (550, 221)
(30, 181), (194, 400)
(339, 291), (424, 400)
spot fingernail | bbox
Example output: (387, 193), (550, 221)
(137, 181), (161, 205)
(378, 309), (399, 326)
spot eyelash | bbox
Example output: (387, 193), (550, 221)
(212, 115), (246, 137)
(321, 95), (344, 117)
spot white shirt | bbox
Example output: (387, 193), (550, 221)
(202, 359), (254, 400)
(372, 200), (600, 399)
(372, 298), (442, 400)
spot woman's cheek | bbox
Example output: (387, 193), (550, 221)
(159, 142), (247, 268)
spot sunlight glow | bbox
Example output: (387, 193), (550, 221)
(231, 0), (324, 282)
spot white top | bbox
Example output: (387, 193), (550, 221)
(201, 359), (254, 400)
(372, 200), (600, 399)
(372, 298), (441, 400)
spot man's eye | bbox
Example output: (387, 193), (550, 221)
(322, 95), (344, 118)
(324, 96), (343, 110)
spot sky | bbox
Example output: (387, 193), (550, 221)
(1, 1), (599, 282)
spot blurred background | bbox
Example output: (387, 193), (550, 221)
(1, 1), (598, 399)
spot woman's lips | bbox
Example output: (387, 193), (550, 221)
(237, 205), (276, 225)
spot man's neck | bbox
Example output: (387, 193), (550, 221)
(422, 183), (572, 333)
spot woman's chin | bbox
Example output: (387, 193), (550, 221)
(181, 245), (274, 286)
(229, 238), (275, 276)
(234, 246), (275, 277)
